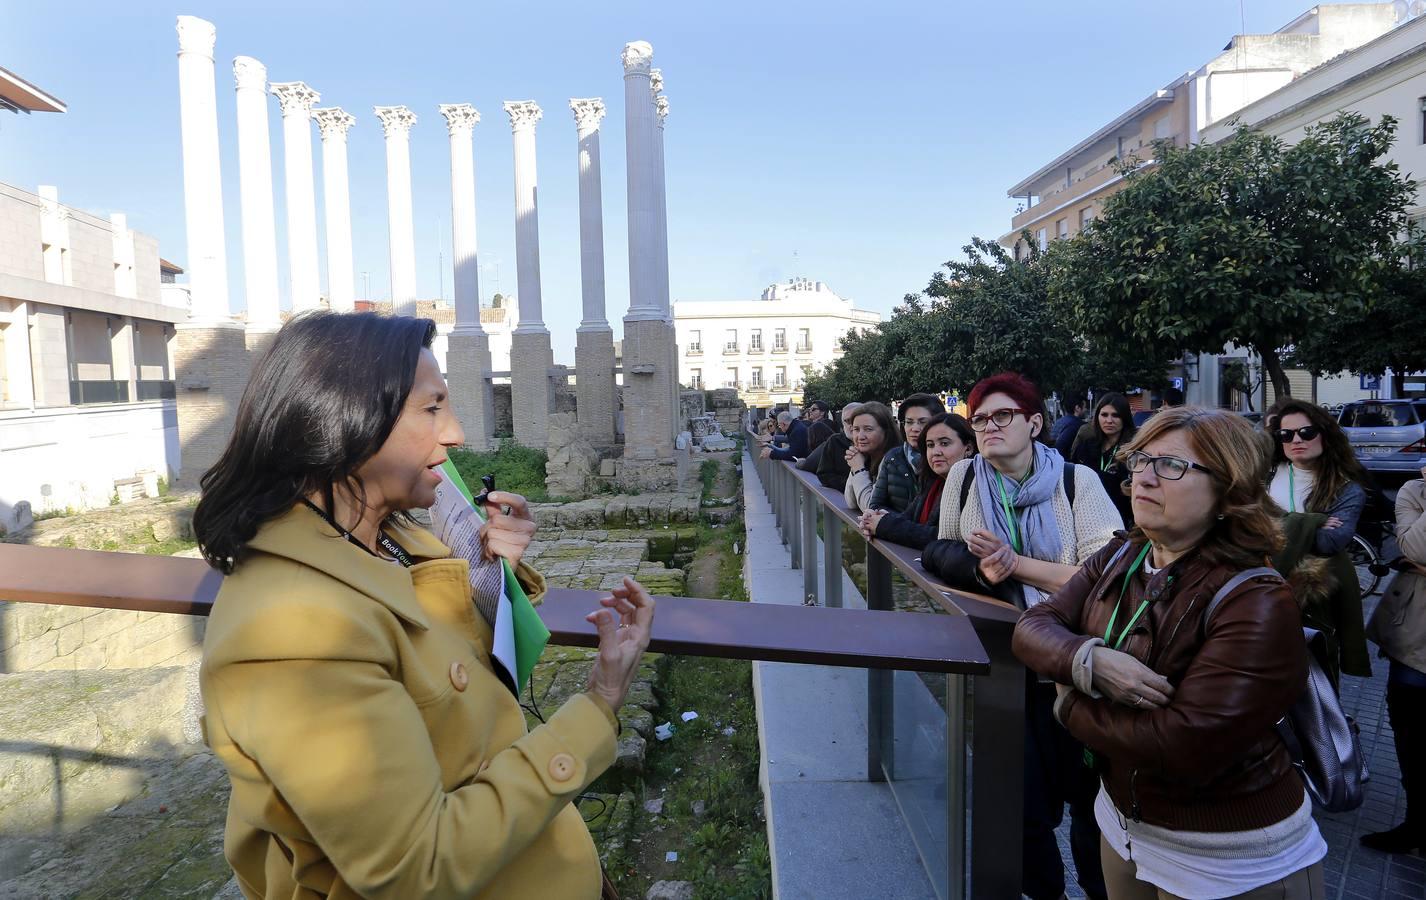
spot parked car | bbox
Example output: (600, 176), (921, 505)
(1337, 399), (1426, 476)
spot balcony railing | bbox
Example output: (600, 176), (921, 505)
(69, 380), (129, 405)
(795, 343), (813, 354)
(772, 342), (788, 353)
(748, 342), (765, 354)
(686, 344), (703, 356)
(722, 343), (740, 354)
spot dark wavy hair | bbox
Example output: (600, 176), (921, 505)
(915, 412), (976, 491)
(193, 311), (437, 573)
(966, 372), (1048, 444)
(850, 401), (897, 480)
(1266, 399), (1366, 514)
(1122, 406), (1284, 569)
(1090, 392), (1136, 449)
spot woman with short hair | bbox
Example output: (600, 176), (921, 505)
(195, 312), (653, 899)
(859, 412), (974, 550)
(1014, 407), (1324, 899)
(843, 401), (897, 513)
(871, 392), (946, 514)
(1072, 393), (1137, 526)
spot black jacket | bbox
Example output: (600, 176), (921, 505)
(870, 444), (919, 514)
(873, 478), (943, 551)
(814, 433), (853, 492)
(1071, 440), (1134, 526)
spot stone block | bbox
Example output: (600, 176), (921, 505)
(7, 631), (59, 670)
(55, 620), (84, 658)
(175, 323), (250, 489)
(599, 458), (617, 477)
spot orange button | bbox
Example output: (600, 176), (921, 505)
(548, 752), (576, 783)
(449, 662), (469, 692)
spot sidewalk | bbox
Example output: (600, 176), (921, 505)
(1058, 592), (1426, 899)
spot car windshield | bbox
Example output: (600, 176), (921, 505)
(1341, 402), (1418, 428)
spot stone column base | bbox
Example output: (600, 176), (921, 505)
(509, 329), (553, 448)
(575, 327), (617, 446)
(174, 322), (250, 490)
(446, 328), (495, 451)
(620, 317), (677, 461)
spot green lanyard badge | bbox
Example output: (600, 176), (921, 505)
(992, 470), (1022, 554)
(1288, 466), (1297, 513)
(1103, 543), (1154, 650)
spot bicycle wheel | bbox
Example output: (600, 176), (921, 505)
(1347, 534), (1381, 597)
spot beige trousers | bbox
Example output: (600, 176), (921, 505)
(1099, 837), (1325, 899)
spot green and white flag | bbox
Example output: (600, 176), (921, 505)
(429, 459), (550, 695)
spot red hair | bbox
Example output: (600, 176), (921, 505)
(967, 372), (1045, 421)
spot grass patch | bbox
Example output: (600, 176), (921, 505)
(449, 440), (550, 502)
(699, 459), (720, 499)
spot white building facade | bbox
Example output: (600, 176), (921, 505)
(0, 181), (186, 532)
(673, 278), (880, 406)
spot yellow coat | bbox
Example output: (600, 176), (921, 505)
(200, 504), (618, 899)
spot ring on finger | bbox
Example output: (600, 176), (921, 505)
(1132, 694), (1144, 707)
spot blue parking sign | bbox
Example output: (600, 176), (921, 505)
(1360, 374), (1381, 391)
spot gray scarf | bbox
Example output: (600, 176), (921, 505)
(973, 442), (1067, 607)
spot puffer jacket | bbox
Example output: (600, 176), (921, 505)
(1013, 536), (1308, 833)
(870, 443), (920, 513)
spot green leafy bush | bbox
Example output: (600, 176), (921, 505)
(448, 441), (550, 503)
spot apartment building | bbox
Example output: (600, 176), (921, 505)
(673, 277), (880, 406)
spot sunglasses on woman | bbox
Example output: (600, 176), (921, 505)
(1274, 426), (1321, 443)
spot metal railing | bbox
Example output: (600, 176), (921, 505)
(748, 435), (1026, 900)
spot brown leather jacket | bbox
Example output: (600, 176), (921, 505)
(1012, 535), (1308, 832)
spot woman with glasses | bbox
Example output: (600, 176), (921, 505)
(842, 401), (897, 513)
(870, 392), (946, 514)
(1265, 399), (1371, 685)
(859, 412), (975, 550)
(1014, 407), (1325, 899)
(1072, 393), (1137, 526)
(923, 372), (1122, 900)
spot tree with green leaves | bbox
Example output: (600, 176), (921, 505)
(1049, 112), (1419, 400)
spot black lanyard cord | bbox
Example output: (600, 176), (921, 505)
(300, 498), (415, 568)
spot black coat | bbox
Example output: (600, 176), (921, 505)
(1071, 439), (1133, 526)
(814, 433), (853, 492)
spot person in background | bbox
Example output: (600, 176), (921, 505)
(760, 410), (809, 461)
(922, 372), (1121, 900)
(804, 400), (835, 455)
(860, 412), (975, 550)
(843, 401), (896, 513)
(871, 392), (946, 514)
(1265, 399), (1371, 685)
(1014, 407), (1323, 899)
(1053, 399), (1088, 458)
(1072, 393), (1137, 526)
(1363, 464), (1426, 855)
(810, 401), (862, 490)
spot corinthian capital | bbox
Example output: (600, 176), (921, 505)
(312, 107), (356, 140)
(176, 16), (216, 57)
(439, 103), (481, 135)
(233, 56), (267, 90)
(270, 82), (321, 117)
(374, 105), (418, 138)
(655, 95), (669, 126)
(503, 100), (543, 131)
(649, 68), (664, 96)
(622, 41), (653, 75)
(569, 98), (606, 132)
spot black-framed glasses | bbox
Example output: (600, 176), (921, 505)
(1274, 425), (1321, 443)
(1125, 450), (1216, 481)
(968, 407), (1030, 432)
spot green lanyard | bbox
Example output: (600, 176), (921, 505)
(1288, 466), (1297, 513)
(992, 470), (1022, 554)
(1103, 543), (1155, 650)
(1100, 443), (1118, 473)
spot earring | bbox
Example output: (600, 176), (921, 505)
(1216, 513), (1225, 520)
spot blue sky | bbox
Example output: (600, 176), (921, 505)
(5, 0), (1319, 362)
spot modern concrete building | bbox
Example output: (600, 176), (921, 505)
(1001, 3), (1400, 257)
(673, 277), (881, 406)
(0, 181), (185, 532)
(1200, 6), (1426, 404)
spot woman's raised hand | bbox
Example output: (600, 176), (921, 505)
(585, 577), (655, 712)
(1090, 646), (1175, 710)
(845, 446), (866, 471)
(479, 492), (537, 565)
(858, 509), (886, 539)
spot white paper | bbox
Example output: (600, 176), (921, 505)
(429, 468), (517, 688)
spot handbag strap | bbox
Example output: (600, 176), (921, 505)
(1201, 567), (1284, 631)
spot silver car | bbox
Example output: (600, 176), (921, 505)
(1338, 400), (1426, 476)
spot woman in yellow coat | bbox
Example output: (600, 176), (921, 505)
(193, 312), (654, 899)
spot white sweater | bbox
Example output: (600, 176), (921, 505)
(936, 458), (1123, 567)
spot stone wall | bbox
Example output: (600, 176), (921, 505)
(492, 383), (514, 438)
(544, 412), (599, 498)
(174, 323), (249, 488)
(0, 602), (203, 674)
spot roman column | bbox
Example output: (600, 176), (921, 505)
(270, 81), (322, 312)
(439, 102), (495, 449)
(503, 100), (553, 448)
(570, 98), (617, 446)
(620, 41), (677, 479)
(312, 107), (356, 312)
(174, 15), (245, 489)
(233, 56), (281, 331)
(654, 84), (679, 441)
(175, 16), (231, 322)
(375, 105), (419, 316)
